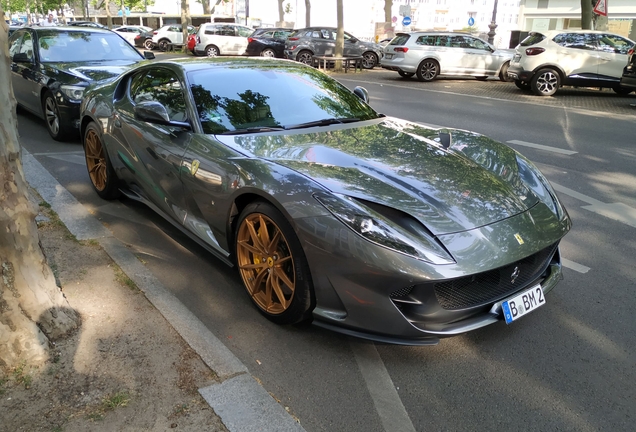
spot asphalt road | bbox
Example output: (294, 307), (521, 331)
(18, 64), (636, 432)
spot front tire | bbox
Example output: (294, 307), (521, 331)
(157, 39), (171, 52)
(416, 59), (439, 82)
(143, 38), (154, 50)
(235, 202), (314, 325)
(531, 68), (560, 96)
(499, 61), (513, 82)
(83, 123), (120, 200)
(42, 90), (72, 141)
(475, 76), (488, 81)
(361, 51), (378, 69)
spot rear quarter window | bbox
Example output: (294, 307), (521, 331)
(520, 32), (546, 46)
(415, 35), (436, 46)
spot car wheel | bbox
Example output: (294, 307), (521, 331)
(42, 90), (72, 141)
(205, 45), (220, 57)
(531, 68), (560, 96)
(157, 39), (171, 52)
(361, 51), (378, 69)
(416, 59), (439, 82)
(143, 38), (154, 50)
(398, 71), (414, 78)
(260, 48), (276, 57)
(296, 50), (314, 65)
(235, 201), (314, 325)
(499, 61), (513, 82)
(83, 123), (120, 200)
(515, 80), (531, 91)
(612, 86), (633, 95)
(475, 76), (488, 81)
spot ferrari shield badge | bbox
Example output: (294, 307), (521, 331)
(514, 233), (524, 245)
(191, 159), (200, 176)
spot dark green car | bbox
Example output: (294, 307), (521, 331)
(9, 26), (150, 140)
(80, 57), (571, 345)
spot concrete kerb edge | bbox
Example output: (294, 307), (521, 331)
(22, 149), (306, 432)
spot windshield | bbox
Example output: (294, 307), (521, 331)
(38, 30), (143, 62)
(188, 65), (379, 134)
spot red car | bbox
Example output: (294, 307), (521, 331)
(187, 33), (197, 55)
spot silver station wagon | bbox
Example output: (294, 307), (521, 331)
(381, 31), (514, 82)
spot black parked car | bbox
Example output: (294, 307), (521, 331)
(66, 20), (107, 28)
(9, 26), (151, 140)
(134, 29), (155, 50)
(245, 27), (294, 58)
(620, 47), (636, 91)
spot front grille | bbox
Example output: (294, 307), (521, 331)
(391, 285), (414, 298)
(434, 243), (558, 310)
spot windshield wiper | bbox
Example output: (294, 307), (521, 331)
(219, 126), (286, 135)
(283, 117), (360, 130)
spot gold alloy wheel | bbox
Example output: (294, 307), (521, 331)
(84, 129), (107, 191)
(236, 213), (296, 314)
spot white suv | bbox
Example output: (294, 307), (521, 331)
(507, 30), (635, 96)
(194, 23), (252, 57)
(152, 24), (195, 51)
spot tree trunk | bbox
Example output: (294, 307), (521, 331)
(0, 14), (80, 370)
(304, 0), (310, 27)
(581, 0), (593, 30)
(120, 0), (127, 26)
(334, 0), (344, 72)
(277, 0), (284, 24)
(384, 0), (392, 23)
(181, 0), (191, 53)
(106, 0), (113, 29)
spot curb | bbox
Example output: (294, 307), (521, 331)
(22, 149), (305, 432)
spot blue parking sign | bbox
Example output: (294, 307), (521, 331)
(402, 16), (411, 26)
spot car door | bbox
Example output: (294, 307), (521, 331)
(169, 25), (184, 45)
(343, 32), (361, 57)
(10, 30), (41, 114)
(595, 33), (634, 80)
(115, 67), (192, 223)
(459, 36), (498, 75)
(316, 29), (335, 56)
(551, 32), (598, 78)
(434, 35), (467, 74)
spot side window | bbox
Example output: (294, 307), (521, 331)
(217, 25), (236, 36)
(597, 34), (632, 55)
(435, 36), (450, 47)
(450, 36), (466, 48)
(553, 33), (595, 50)
(9, 33), (23, 58)
(468, 37), (490, 50)
(237, 27), (252, 37)
(130, 69), (188, 123)
(18, 33), (34, 59)
(320, 30), (332, 39)
(415, 35), (435, 46)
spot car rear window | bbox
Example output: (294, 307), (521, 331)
(520, 32), (546, 46)
(389, 34), (410, 46)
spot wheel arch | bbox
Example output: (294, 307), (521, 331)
(532, 63), (566, 81)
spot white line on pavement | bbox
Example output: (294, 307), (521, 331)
(351, 341), (416, 432)
(507, 140), (578, 155)
(30, 151), (85, 156)
(562, 259), (591, 274)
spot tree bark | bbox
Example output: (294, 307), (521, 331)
(0, 14), (80, 370)
(201, 0), (211, 15)
(304, 0), (310, 27)
(106, 0), (113, 29)
(581, 0), (593, 30)
(181, 0), (191, 53)
(334, 0), (344, 72)
(384, 0), (392, 23)
(277, 0), (284, 24)
(120, 0), (127, 26)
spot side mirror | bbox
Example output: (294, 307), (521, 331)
(134, 101), (191, 129)
(12, 52), (33, 63)
(143, 51), (155, 59)
(349, 38), (358, 44)
(353, 86), (369, 103)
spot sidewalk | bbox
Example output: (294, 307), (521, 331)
(7, 149), (306, 431)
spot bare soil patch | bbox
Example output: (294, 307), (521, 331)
(0, 203), (228, 432)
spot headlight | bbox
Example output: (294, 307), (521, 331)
(60, 85), (86, 102)
(516, 155), (565, 219)
(314, 192), (455, 265)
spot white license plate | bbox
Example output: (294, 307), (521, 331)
(501, 285), (545, 324)
(385, 53), (394, 59)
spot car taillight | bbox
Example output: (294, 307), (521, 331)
(629, 48), (634, 55)
(196, 36), (200, 43)
(525, 47), (545, 56)
(134, 35), (141, 40)
(153, 31), (157, 35)
(289, 45), (297, 50)
(394, 47), (408, 53)
(248, 37), (254, 43)
(288, 37), (299, 41)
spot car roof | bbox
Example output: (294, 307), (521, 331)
(537, 29), (625, 37)
(30, 26), (115, 34)
(398, 31), (473, 36)
(141, 57), (302, 73)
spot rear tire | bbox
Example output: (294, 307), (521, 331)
(499, 61), (513, 82)
(612, 86), (633, 95)
(83, 122), (120, 200)
(260, 48), (276, 57)
(157, 39), (171, 52)
(416, 59), (439, 82)
(531, 68), (560, 96)
(296, 50), (314, 65)
(143, 38), (154, 50)
(235, 201), (314, 325)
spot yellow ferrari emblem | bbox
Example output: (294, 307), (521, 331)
(191, 159), (200, 176)
(514, 233), (524, 245)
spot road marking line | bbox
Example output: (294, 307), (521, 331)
(552, 182), (636, 228)
(507, 140), (578, 155)
(46, 154), (86, 165)
(351, 341), (416, 432)
(30, 151), (85, 156)
(562, 259), (590, 274)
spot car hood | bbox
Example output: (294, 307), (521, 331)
(218, 118), (538, 235)
(45, 60), (141, 82)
